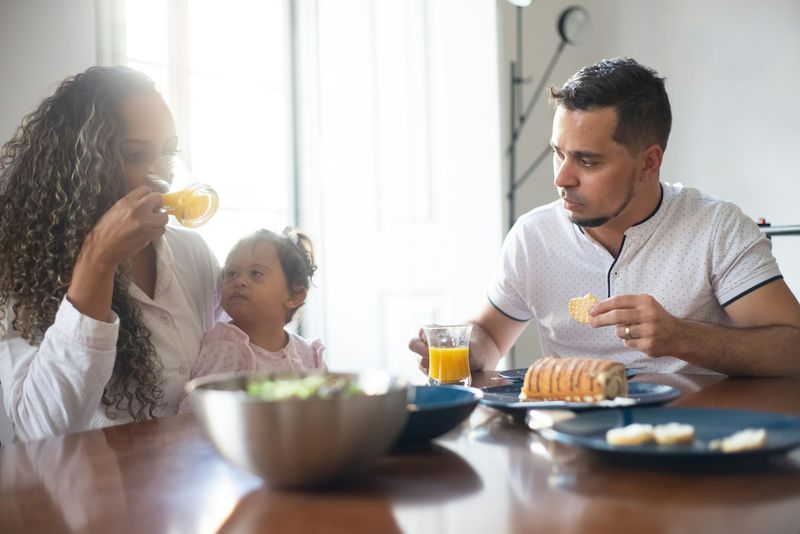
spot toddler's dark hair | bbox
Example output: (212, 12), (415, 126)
(230, 227), (317, 323)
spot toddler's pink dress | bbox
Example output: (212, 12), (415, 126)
(179, 322), (326, 413)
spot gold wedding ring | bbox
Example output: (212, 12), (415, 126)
(624, 325), (632, 340)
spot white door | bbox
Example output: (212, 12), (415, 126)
(297, 0), (503, 382)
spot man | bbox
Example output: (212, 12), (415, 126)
(410, 58), (800, 376)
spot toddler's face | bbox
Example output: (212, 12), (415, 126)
(221, 241), (297, 327)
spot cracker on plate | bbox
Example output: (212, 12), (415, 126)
(708, 428), (767, 453)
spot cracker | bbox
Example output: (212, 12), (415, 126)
(653, 423), (695, 445)
(568, 293), (598, 323)
(608, 422), (696, 447)
(606, 423), (654, 446)
(708, 428), (767, 453)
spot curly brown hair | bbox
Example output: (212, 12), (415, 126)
(0, 66), (165, 421)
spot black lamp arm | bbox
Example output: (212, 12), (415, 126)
(759, 224), (800, 239)
(508, 143), (552, 198)
(517, 40), (566, 134)
(506, 40), (567, 155)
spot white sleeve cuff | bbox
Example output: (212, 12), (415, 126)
(54, 297), (120, 351)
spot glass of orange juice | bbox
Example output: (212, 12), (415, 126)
(147, 155), (219, 228)
(423, 324), (472, 386)
(161, 184), (219, 228)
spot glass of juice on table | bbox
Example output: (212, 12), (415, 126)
(147, 155), (219, 228)
(423, 324), (472, 386)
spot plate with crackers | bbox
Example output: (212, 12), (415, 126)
(537, 407), (800, 463)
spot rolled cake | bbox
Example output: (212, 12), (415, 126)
(520, 356), (627, 402)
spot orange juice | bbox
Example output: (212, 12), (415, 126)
(428, 346), (470, 383)
(160, 189), (184, 207)
(162, 190), (209, 218)
(184, 193), (210, 220)
(161, 184), (219, 228)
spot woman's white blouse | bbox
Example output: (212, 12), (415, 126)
(0, 227), (222, 442)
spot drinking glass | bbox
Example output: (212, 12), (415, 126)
(161, 184), (219, 228)
(147, 155), (219, 228)
(423, 324), (472, 386)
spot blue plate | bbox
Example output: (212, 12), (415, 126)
(538, 407), (800, 462)
(497, 367), (638, 383)
(394, 385), (483, 448)
(480, 382), (679, 415)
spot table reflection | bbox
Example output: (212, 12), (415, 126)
(2, 374), (799, 533)
(499, 413), (800, 532)
(101, 418), (262, 532)
(0, 431), (127, 532)
(219, 443), (482, 532)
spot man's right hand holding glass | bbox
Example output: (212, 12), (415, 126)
(408, 303), (530, 374)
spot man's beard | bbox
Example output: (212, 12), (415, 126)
(567, 178), (635, 228)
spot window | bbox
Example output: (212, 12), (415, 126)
(295, 0), (503, 376)
(102, 1), (504, 375)
(110, 0), (296, 262)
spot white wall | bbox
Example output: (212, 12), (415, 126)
(0, 0), (97, 444)
(0, 0), (98, 143)
(498, 0), (800, 366)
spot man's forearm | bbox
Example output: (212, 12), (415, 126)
(468, 321), (504, 371)
(673, 320), (800, 377)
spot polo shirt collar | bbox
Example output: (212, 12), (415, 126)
(623, 182), (667, 242)
(570, 182), (667, 245)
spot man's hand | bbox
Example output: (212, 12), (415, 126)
(407, 303), (530, 374)
(408, 327), (430, 373)
(589, 294), (682, 357)
(588, 285), (800, 377)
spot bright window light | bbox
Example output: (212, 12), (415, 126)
(122, 0), (295, 264)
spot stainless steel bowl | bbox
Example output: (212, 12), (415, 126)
(186, 371), (409, 488)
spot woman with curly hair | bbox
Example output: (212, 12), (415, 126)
(0, 66), (222, 441)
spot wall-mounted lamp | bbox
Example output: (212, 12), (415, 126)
(506, 3), (591, 231)
(757, 219), (800, 239)
(504, 2), (590, 368)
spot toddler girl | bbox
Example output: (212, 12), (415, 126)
(181, 228), (324, 409)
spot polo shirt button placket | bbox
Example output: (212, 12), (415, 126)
(609, 265), (622, 296)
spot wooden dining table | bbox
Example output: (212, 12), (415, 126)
(1, 372), (799, 533)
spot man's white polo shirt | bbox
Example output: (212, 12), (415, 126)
(488, 182), (783, 373)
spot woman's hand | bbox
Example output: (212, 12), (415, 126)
(67, 187), (168, 321)
(79, 186), (168, 272)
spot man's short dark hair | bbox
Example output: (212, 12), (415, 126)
(549, 57), (672, 153)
